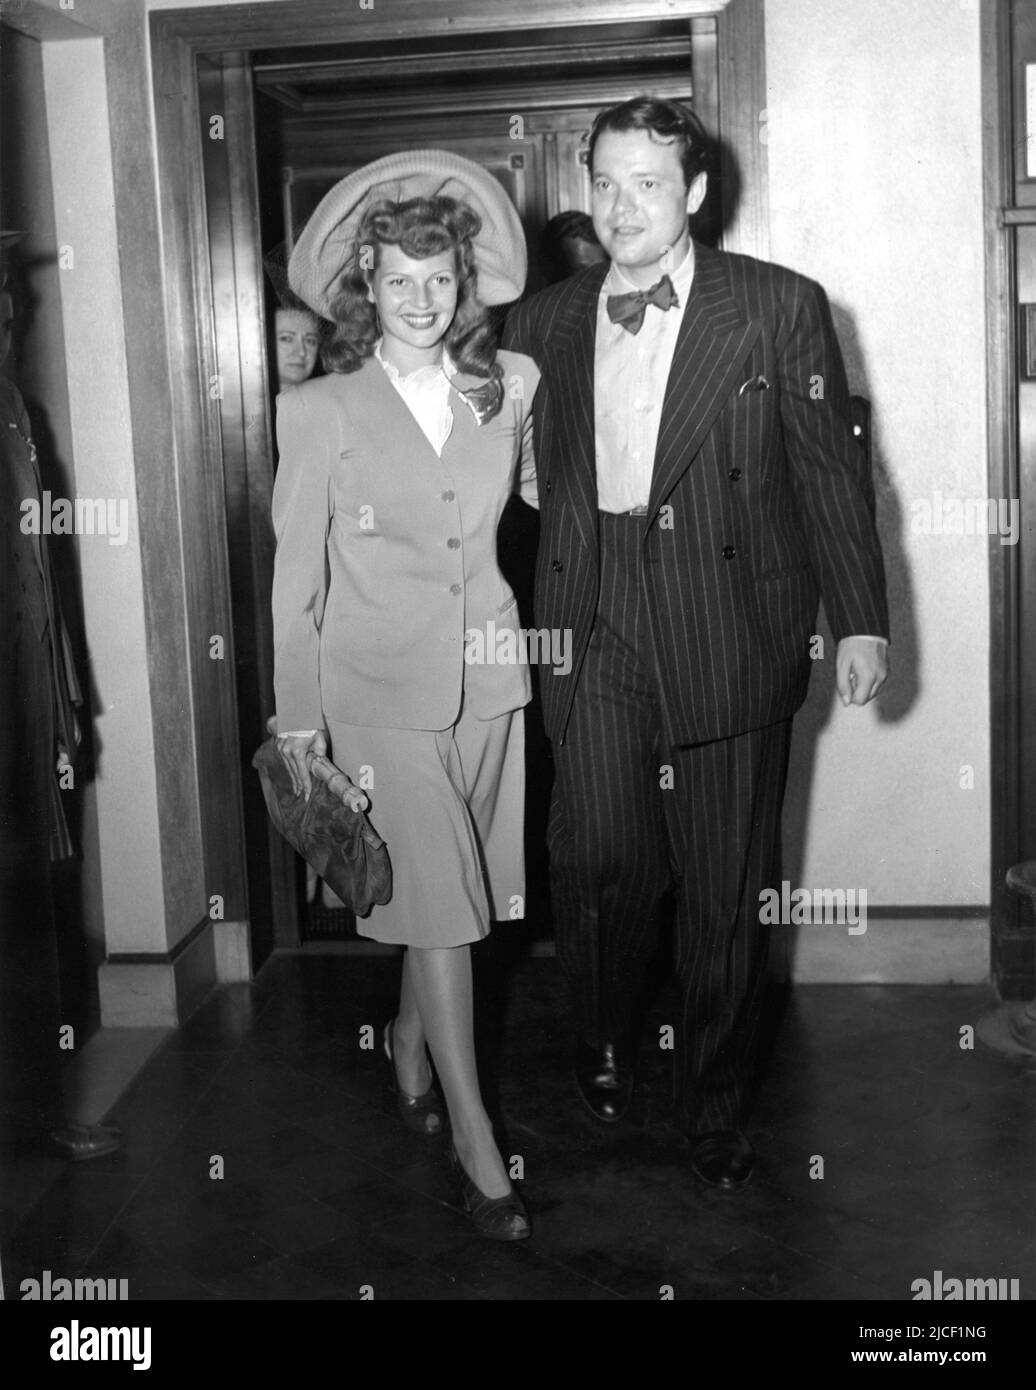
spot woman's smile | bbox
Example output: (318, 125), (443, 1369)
(370, 245), (460, 372)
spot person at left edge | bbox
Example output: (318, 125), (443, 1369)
(273, 152), (539, 1241)
(0, 231), (122, 1162)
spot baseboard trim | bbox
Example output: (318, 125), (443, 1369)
(290, 916), (990, 986)
(97, 918), (247, 1026)
(776, 912), (989, 984)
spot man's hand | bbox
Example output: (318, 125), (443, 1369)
(836, 637), (889, 708)
(276, 730), (326, 800)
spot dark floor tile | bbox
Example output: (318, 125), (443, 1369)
(364, 1261), (491, 1300)
(117, 1262), (216, 1301)
(80, 1223), (163, 1277)
(170, 1226), (281, 1282)
(164, 984), (262, 1052)
(239, 1199), (359, 1257)
(291, 1229), (422, 1293)
(202, 1251), (351, 1300)
(8, 1169), (135, 1277)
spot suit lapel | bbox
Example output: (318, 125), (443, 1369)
(647, 242), (762, 519)
(543, 264), (607, 555)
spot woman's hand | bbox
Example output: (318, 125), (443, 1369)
(275, 730), (326, 801)
(309, 755), (370, 813)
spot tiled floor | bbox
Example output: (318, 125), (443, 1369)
(3, 950), (1034, 1301)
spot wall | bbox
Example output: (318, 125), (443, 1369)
(40, 34), (168, 956)
(765, 1), (989, 941)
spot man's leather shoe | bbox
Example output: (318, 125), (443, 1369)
(574, 1041), (633, 1124)
(49, 1124), (123, 1162)
(689, 1129), (755, 1190)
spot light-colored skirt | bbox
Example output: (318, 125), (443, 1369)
(325, 704), (526, 949)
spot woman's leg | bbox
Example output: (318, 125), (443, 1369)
(390, 948), (433, 1096)
(407, 942), (511, 1199)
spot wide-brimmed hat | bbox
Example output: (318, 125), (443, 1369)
(288, 150), (526, 314)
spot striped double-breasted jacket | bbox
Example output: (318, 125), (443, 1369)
(504, 242), (889, 747)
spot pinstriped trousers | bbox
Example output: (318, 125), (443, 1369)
(548, 511), (792, 1135)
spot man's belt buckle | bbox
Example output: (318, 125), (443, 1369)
(627, 505), (648, 516)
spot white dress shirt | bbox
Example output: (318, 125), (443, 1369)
(375, 339), (456, 456)
(595, 247), (696, 514)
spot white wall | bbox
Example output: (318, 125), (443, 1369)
(766, 0), (988, 907)
(41, 35), (168, 953)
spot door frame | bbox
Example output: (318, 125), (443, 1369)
(982, 0), (1036, 998)
(148, 0), (766, 956)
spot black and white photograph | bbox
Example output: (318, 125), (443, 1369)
(0, 0), (1033, 1353)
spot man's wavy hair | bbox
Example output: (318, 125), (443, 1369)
(322, 195), (503, 416)
(587, 96), (713, 190)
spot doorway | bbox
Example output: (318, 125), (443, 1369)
(151, 0), (767, 967)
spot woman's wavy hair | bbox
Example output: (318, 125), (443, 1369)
(322, 195), (503, 415)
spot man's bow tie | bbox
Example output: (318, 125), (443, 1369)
(605, 274), (680, 334)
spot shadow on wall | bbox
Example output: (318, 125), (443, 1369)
(778, 299), (921, 973)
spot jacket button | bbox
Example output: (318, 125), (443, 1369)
(729, 468), (742, 481)
(544, 479), (553, 494)
(450, 583), (462, 596)
(441, 490), (455, 502)
(551, 559), (564, 573)
(722, 545), (736, 560)
(447, 537), (461, 549)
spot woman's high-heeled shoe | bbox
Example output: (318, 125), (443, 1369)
(448, 1145), (531, 1241)
(384, 1019), (444, 1135)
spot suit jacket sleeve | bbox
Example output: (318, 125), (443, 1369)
(776, 279), (889, 643)
(503, 309), (540, 509)
(501, 302), (526, 356)
(271, 385), (333, 732)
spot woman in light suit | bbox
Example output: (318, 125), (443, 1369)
(272, 152), (538, 1241)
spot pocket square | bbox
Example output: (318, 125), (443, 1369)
(738, 375), (771, 396)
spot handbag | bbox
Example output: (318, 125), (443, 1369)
(251, 737), (392, 917)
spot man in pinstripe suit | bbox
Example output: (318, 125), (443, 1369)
(504, 97), (889, 1188)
